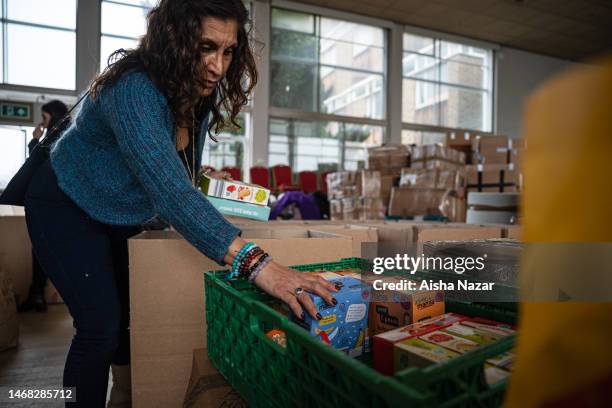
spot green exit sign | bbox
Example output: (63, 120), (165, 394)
(0, 101), (33, 122)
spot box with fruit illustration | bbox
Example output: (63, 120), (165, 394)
(200, 173), (270, 206)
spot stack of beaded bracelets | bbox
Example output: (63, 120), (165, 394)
(230, 241), (274, 282)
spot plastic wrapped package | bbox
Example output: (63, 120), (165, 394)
(326, 172), (360, 199)
(341, 197), (358, 220)
(410, 144), (466, 169)
(330, 199), (343, 221)
(422, 239), (521, 285)
(471, 135), (510, 165)
(361, 170), (381, 198)
(400, 168), (465, 190)
(465, 164), (520, 193)
(366, 145), (410, 176)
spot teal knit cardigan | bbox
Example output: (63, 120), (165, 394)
(51, 71), (241, 264)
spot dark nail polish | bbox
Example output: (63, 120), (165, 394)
(300, 312), (305, 320)
(316, 313), (322, 320)
(331, 298), (338, 305)
(335, 282), (344, 289)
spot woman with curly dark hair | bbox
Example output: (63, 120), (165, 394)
(23, 1), (337, 406)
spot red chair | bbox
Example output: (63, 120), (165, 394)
(272, 164), (299, 193)
(320, 171), (332, 194)
(299, 171), (318, 193)
(249, 166), (270, 189)
(221, 166), (241, 181)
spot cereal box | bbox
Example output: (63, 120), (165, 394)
(420, 330), (479, 354)
(394, 338), (459, 372)
(373, 313), (467, 375)
(295, 276), (371, 358)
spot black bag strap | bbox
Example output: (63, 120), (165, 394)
(33, 91), (90, 151)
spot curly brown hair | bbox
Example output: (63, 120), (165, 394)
(90, 0), (257, 133)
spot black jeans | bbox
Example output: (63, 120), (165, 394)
(24, 160), (141, 407)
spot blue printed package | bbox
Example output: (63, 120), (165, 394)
(293, 275), (371, 357)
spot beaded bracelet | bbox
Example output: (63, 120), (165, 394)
(248, 254), (273, 282)
(244, 252), (269, 280)
(237, 247), (264, 278)
(230, 242), (257, 279)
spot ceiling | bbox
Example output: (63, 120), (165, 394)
(295, 0), (612, 61)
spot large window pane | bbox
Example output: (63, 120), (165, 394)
(271, 7), (386, 121)
(7, 0), (76, 29)
(402, 33), (493, 132)
(0, 126), (30, 189)
(100, 36), (139, 71)
(321, 69), (384, 119)
(440, 85), (489, 131)
(402, 78), (439, 126)
(201, 113), (247, 171)
(7, 24), (75, 89)
(271, 8), (314, 33)
(101, 2), (149, 38)
(270, 61), (317, 111)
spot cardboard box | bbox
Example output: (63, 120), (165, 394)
(373, 313), (467, 375)
(368, 276), (445, 335)
(0, 214), (32, 305)
(129, 228), (353, 408)
(309, 225), (378, 259)
(183, 348), (246, 408)
(465, 164), (519, 193)
(388, 187), (448, 217)
(380, 175), (396, 208)
(471, 135), (510, 165)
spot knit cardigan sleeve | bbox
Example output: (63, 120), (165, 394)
(100, 72), (241, 265)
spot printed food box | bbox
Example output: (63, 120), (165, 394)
(420, 330), (479, 354)
(461, 317), (516, 337)
(368, 276), (445, 336)
(294, 276), (371, 358)
(394, 338), (459, 372)
(442, 322), (502, 345)
(200, 173), (270, 206)
(373, 313), (467, 375)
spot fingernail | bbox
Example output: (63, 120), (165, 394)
(316, 313), (322, 320)
(335, 282), (344, 289)
(331, 298), (338, 305)
(300, 312), (305, 320)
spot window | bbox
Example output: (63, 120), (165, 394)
(269, 118), (383, 172)
(270, 8), (386, 120)
(0, 125), (34, 189)
(100, 0), (157, 72)
(402, 33), (493, 133)
(202, 113), (248, 173)
(0, 0), (77, 89)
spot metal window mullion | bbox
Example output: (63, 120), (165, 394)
(2, 0), (7, 84)
(102, 0), (152, 11)
(402, 75), (488, 93)
(3, 18), (75, 33)
(270, 108), (386, 127)
(101, 32), (139, 41)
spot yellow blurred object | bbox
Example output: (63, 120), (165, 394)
(506, 58), (612, 407)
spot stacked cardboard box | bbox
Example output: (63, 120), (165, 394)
(327, 171), (384, 221)
(366, 145), (410, 177)
(410, 145), (466, 170)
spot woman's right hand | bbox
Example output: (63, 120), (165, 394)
(252, 260), (340, 320)
(33, 123), (44, 140)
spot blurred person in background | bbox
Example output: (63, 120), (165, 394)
(19, 100), (70, 313)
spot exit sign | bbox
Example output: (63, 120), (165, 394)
(0, 101), (33, 122)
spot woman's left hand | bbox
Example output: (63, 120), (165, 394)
(253, 260), (340, 320)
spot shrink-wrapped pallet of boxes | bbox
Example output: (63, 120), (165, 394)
(366, 145), (410, 177)
(410, 145), (465, 170)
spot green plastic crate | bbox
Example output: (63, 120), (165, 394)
(205, 257), (517, 408)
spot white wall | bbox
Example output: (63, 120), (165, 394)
(496, 47), (579, 138)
